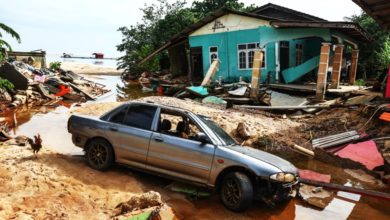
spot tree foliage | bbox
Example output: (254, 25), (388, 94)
(0, 22), (21, 60)
(346, 13), (390, 77)
(117, 0), (255, 77)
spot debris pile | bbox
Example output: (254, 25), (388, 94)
(0, 61), (110, 112)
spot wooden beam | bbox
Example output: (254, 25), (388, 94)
(300, 179), (390, 200)
(250, 50), (263, 99)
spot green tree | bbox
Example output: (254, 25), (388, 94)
(117, 0), (256, 77)
(0, 23), (21, 60)
(117, 0), (195, 77)
(191, 0), (256, 18)
(346, 13), (390, 78)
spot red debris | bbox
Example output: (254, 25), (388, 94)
(380, 112), (390, 122)
(55, 85), (71, 97)
(299, 169), (331, 183)
(335, 140), (384, 170)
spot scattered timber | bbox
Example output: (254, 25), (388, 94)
(234, 104), (332, 110)
(300, 179), (390, 200)
(69, 83), (96, 100)
(291, 144), (315, 157)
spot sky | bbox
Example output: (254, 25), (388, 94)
(0, 0), (363, 58)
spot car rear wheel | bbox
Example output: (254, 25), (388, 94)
(220, 172), (253, 212)
(86, 139), (114, 171)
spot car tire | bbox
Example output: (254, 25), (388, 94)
(86, 139), (114, 171)
(220, 172), (253, 212)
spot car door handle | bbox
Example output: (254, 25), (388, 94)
(109, 126), (118, 131)
(154, 137), (164, 142)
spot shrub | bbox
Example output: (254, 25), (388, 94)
(49, 61), (62, 71)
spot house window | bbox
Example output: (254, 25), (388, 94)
(210, 46), (218, 64)
(296, 44), (303, 65)
(237, 43), (265, 69)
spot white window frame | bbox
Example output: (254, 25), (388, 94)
(237, 42), (266, 70)
(209, 46), (218, 64)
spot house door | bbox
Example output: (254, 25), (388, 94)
(190, 47), (203, 82)
(279, 41), (290, 82)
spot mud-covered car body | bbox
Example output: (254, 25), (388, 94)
(68, 101), (299, 209)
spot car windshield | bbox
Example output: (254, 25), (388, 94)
(198, 115), (237, 146)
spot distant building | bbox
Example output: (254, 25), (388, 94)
(93, 53), (104, 59)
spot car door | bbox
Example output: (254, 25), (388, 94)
(104, 103), (158, 169)
(146, 109), (215, 184)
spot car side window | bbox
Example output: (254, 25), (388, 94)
(123, 105), (157, 130)
(109, 106), (128, 124)
(158, 110), (204, 141)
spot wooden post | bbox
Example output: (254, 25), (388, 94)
(349, 50), (359, 85)
(315, 43), (331, 101)
(250, 50), (263, 99)
(329, 44), (344, 89)
(386, 64), (390, 98)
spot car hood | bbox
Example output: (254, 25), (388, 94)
(225, 146), (298, 174)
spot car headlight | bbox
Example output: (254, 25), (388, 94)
(270, 173), (296, 183)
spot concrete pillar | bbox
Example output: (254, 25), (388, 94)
(250, 50), (263, 99)
(315, 43), (331, 101)
(329, 45), (344, 89)
(349, 50), (359, 85)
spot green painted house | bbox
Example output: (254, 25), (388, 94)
(141, 3), (370, 87)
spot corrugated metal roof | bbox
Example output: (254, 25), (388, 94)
(353, 0), (390, 31)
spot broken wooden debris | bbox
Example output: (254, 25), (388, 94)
(344, 95), (377, 106)
(35, 84), (54, 100)
(69, 83), (96, 100)
(312, 131), (360, 149)
(201, 59), (219, 86)
(291, 144), (314, 157)
(234, 104), (332, 110)
(228, 86), (247, 97)
(250, 50), (263, 99)
(300, 179), (390, 200)
(0, 62), (29, 90)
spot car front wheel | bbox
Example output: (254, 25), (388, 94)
(86, 139), (114, 171)
(220, 172), (253, 212)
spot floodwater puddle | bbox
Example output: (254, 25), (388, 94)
(0, 75), (389, 219)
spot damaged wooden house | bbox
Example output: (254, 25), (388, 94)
(140, 3), (371, 101)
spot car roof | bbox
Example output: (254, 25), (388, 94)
(127, 100), (190, 114)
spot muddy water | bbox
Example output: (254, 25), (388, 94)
(2, 75), (152, 154)
(1, 75), (389, 219)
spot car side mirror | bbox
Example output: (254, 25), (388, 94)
(196, 132), (210, 144)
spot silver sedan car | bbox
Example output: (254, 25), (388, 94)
(68, 101), (299, 211)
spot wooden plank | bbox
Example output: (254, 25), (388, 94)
(250, 50), (263, 99)
(69, 83), (96, 100)
(234, 104), (331, 110)
(300, 178), (390, 200)
(201, 59), (219, 86)
(36, 84), (54, 100)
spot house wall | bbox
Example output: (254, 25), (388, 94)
(188, 14), (332, 83)
(190, 14), (270, 36)
(190, 28), (277, 83)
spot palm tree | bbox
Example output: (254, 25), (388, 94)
(0, 23), (21, 51)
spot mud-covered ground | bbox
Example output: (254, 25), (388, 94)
(1, 96), (389, 219)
